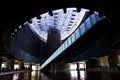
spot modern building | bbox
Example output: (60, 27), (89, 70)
(0, 0), (119, 80)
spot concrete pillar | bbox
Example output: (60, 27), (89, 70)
(6, 59), (14, 71)
(0, 57), (2, 73)
(36, 64), (40, 71)
(86, 57), (111, 80)
(35, 64), (40, 80)
(86, 59), (103, 80)
(108, 52), (120, 80)
(108, 53), (120, 67)
(19, 62), (25, 70)
(28, 63), (32, 71)
(98, 56), (111, 80)
(42, 28), (62, 73)
(76, 63), (80, 80)
(45, 28), (62, 58)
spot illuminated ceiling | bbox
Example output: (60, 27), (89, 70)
(28, 7), (89, 42)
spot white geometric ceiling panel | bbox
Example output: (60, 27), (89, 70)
(28, 7), (89, 42)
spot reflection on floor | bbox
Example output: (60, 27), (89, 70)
(0, 70), (119, 80)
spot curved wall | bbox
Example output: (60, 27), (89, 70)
(9, 24), (46, 63)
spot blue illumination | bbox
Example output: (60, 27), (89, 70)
(28, 7), (88, 42)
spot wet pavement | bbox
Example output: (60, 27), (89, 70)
(0, 70), (119, 80)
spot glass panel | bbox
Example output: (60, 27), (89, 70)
(67, 37), (72, 47)
(62, 44), (65, 51)
(64, 40), (68, 49)
(71, 33), (75, 43)
(85, 17), (92, 30)
(53, 51), (58, 58)
(59, 46), (62, 54)
(89, 14), (96, 25)
(56, 48), (60, 55)
(75, 29), (80, 40)
(80, 23), (86, 35)
(94, 11), (99, 21)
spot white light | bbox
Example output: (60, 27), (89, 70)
(12, 73), (18, 80)
(80, 64), (85, 79)
(70, 63), (77, 80)
(2, 64), (5, 68)
(28, 8), (89, 42)
(19, 25), (22, 29)
(14, 64), (19, 69)
(70, 64), (77, 69)
(15, 29), (17, 32)
(12, 33), (14, 35)
(10, 36), (12, 38)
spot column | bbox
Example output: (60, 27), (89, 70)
(45, 28), (62, 58)
(6, 59), (14, 71)
(19, 62), (25, 70)
(98, 56), (111, 80)
(36, 64), (40, 71)
(28, 63), (32, 71)
(76, 63), (80, 80)
(108, 53), (120, 67)
(86, 57), (111, 80)
(86, 59), (102, 80)
(108, 52), (120, 80)
(35, 64), (40, 80)
(0, 57), (2, 73)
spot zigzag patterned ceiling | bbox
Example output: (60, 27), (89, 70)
(28, 7), (89, 42)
